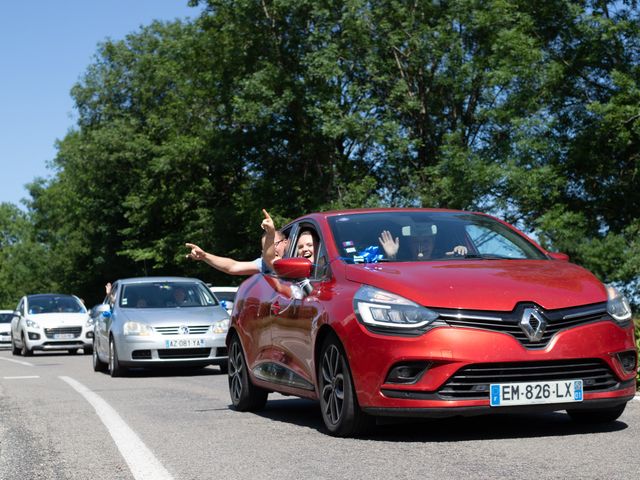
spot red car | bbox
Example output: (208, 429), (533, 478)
(227, 209), (636, 436)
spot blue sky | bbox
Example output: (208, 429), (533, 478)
(0, 1), (203, 208)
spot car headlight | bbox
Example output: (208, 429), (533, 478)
(353, 285), (440, 331)
(123, 321), (154, 336)
(25, 319), (40, 329)
(212, 319), (229, 334)
(85, 317), (95, 327)
(606, 286), (632, 323)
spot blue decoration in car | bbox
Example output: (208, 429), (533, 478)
(355, 246), (384, 264)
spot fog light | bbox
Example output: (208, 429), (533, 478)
(385, 361), (431, 384)
(28, 332), (40, 340)
(86, 331), (94, 339)
(617, 350), (637, 374)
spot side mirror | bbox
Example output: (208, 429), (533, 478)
(548, 252), (570, 261)
(273, 257), (313, 280)
(94, 303), (112, 318)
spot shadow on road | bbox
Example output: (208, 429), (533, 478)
(248, 396), (629, 441)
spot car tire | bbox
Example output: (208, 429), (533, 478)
(318, 334), (374, 437)
(68, 349), (78, 355)
(84, 346), (93, 355)
(11, 336), (21, 356)
(566, 404), (627, 423)
(20, 332), (33, 357)
(93, 340), (108, 373)
(109, 337), (126, 377)
(219, 361), (228, 375)
(228, 333), (267, 411)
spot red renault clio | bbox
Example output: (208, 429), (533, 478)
(227, 209), (637, 436)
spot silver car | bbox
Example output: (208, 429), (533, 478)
(10, 294), (93, 355)
(91, 277), (229, 377)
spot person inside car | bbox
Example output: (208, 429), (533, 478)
(378, 224), (468, 260)
(296, 229), (319, 264)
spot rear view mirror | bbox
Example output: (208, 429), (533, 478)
(273, 258), (313, 280)
(548, 252), (570, 261)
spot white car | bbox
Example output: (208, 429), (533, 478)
(11, 294), (94, 356)
(209, 286), (238, 315)
(0, 310), (13, 348)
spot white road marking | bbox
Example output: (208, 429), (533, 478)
(3, 375), (40, 379)
(0, 357), (34, 367)
(60, 376), (174, 480)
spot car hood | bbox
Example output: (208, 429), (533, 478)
(118, 306), (228, 325)
(26, 312), (89, 325)
(344, 260), (607, 311)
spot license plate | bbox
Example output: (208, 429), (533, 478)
(490, 379), (583, 407)
(54, 333), (75, 339)
(164, 338), (205, 348)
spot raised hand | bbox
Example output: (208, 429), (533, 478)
(261, 208), (275, 232)
(185, 242), (207, 261)
(378, 230), (399, 259)
(446, 245), (469, 256)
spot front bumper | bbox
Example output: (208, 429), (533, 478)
(25, 327), (93, 351)
(342, 318), (637, 413)
(114, 332), (228, 367)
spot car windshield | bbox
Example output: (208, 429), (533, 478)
(328, 211), (547, 264)
(0, 313), (12, 323)
(120, 281), (219, 309)
(27, 295), (86, 314)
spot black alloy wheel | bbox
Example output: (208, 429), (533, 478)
(318, 335), (374, 437)
(228, 334), (267, 411)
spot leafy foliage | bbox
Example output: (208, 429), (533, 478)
(0, 0), (638, 309)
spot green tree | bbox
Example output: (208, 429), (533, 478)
(0, 203), (55, 309)
(10, 0), (639, 306)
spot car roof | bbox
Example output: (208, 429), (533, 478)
(288, 207), (482, 224)
(209, 286), (238, 292)
(26, 293), (77, 299)
(0, 309), (13, 313)
(116, 276), (205, 285)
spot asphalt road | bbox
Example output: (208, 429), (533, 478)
(1, 348), (639, 480)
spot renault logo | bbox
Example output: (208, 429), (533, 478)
(519, 308), (547, 342)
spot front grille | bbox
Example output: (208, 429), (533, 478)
(436, 302), (610, 348)
(132, 350), (152, 359)
(155, 325), (210, 335)
(157, 348), (211, 359)
(438, 359), (618, 400)
(44, 327), (82, 339)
